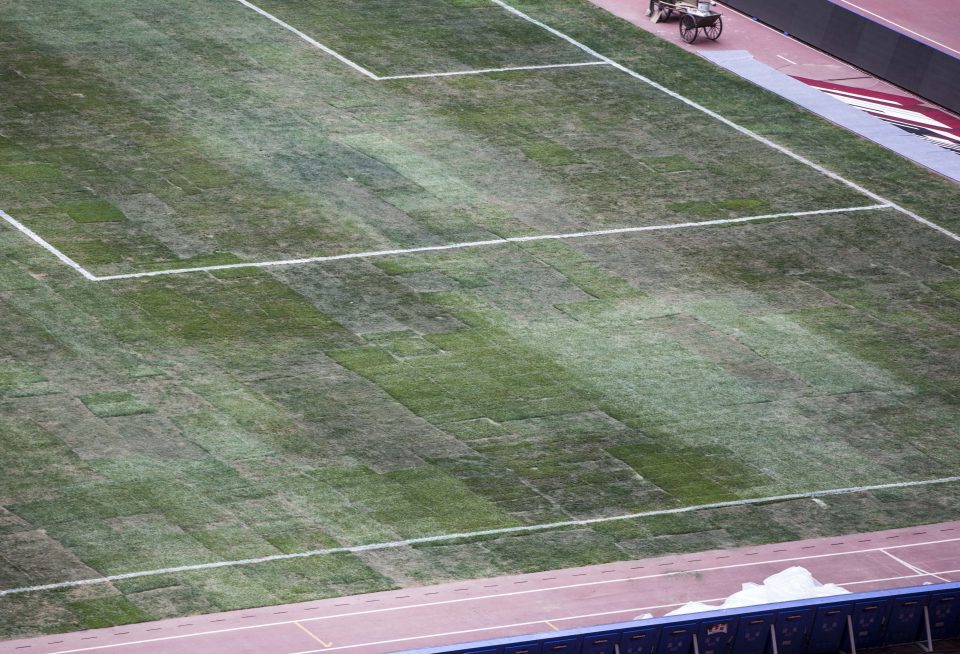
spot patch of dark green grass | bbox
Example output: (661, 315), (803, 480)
(56, 200), (126, 224)
(641, 155), (696, 173)
(608, 441), (770, 504)
(521, 141), (583, 166)
(67, 597), (150, 630)
(78, 391), (154, 418)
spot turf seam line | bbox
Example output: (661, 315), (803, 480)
(488, 0), (960, 244)
(376, 61), (610, 80)
(231, 0), (381, 79)
(86, 205), (889, 281)
(0, 209), (98, 281)
(2, 474), (958, 597)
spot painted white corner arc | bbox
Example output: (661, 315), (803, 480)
(0, 209), (97, 280)
(91, 204), (889, 281)
(488, 0), (960, 243)
(231, 0), (381, 79)
(2, 473), (958, 597)
(376, 60), (609, 80)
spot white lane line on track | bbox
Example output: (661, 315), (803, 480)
(20, 535), (960, 653)
(834, 0), (960, 57)
(489, 0), (960, 243)
(230, 0), (380, 79)
(376, 61), (609, 80)
(0, 210), (97, 281)
(285, 570), (960, 654)
(88, 205), (889, 281)
(880, 549), (952, 583)
(2, 475), (958, 599)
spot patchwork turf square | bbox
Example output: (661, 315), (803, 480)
(57, 199), (127, 223)
(80, 391), (155, 418)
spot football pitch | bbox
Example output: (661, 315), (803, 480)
(1, 0), (959, 638)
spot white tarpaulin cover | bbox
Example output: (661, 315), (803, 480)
(664, 566), (851, 616)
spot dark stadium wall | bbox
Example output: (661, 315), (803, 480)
(716, 0), (960, 115)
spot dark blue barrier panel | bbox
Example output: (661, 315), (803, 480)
(505, 643), (541, 654)
(808, 604), (852, 654)
(659, 624), (695, 654)
(544, 637), (581, 653)
(930, 590), (960, 639)
(883, 595), (927, 645)
(396, 582), (960, 654)
(699, 618), (738, 654)
(582, 632), (619, 654)
(774, 609), (814, 654)
(716, 0), (960, 114)
(843, 600), (891, 649)
(732, 613), (771, 654)
(620, 626), (661, 654)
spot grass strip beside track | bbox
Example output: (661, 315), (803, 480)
(3, 475), (958, 598)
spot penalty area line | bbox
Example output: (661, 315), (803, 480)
(376, 61), (610, 80)
(2, 473), (958, 597)
(90, 204), (890, 281)
(487, 0), (960, 244)
(0, 209), (97, 281)
(231, 0), (380, 79)
(231, 0), (608, 82)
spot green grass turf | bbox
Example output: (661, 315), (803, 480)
(0, 0), (959, 639)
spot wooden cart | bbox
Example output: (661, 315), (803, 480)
(648, 0), (723, 43)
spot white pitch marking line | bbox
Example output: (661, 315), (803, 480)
(32, 545), (960, 654)
(231, 0), (381, 79)
(3, 473), (958, 600)
(231, 0), (607, 82)
(835, 0), (960, 58)
(776, 54), (797, 66)
(376, 60), (609, 80)
(488, 0), (960, 243)
(0, 209), (97, 281)
(88, 205), (889, 281)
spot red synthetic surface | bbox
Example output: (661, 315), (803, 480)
(3, 521), (959, 654)
(590, 0), (960, 103)
(832, 0), (960, 58)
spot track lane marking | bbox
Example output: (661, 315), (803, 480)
(283, 570), (960, 654)
(294, 622), (332, 648)
(834, 0), (960, 57)
(880, 549), (951, 583)
(28, 536), (960, 654)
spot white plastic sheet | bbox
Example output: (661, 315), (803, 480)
(665, 566), (850, 616)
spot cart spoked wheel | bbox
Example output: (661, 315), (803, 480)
(661, 8), (671, 20)
(703, 16), (722, 40)
(680, 15), (698, 43)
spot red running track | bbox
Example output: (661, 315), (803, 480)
(590, 0), (960, 104)
(832, 0), (960, 58)
(2, 521), (959, 654)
